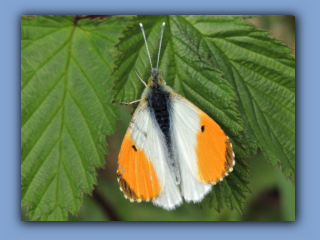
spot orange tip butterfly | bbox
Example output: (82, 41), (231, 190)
(116, 22), (235, 210)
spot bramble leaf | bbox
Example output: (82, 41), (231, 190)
(21, 15), (131, 220)
(184, 15), (295, 180)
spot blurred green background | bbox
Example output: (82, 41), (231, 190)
(21, 15), (295, 221)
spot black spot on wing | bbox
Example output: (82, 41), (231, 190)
(132, 145), (137, 152)
(201, 125), (205, 132)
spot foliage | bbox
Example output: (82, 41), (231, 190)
(21, 15), (131, 220)
(113, 15), (295, 213)
(21, 15), (295, 221)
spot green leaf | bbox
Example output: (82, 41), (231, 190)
(113, 15), (251, 213)
(21, 15), (131, 221)
(185, 15), (295, 180)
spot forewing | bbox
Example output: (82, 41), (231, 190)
(117, 98), (182, 209)
(169, 91), (235, 202)
(117, 99), (163, 201)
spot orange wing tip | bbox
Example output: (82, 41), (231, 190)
(117, 172), (160, 202)
(196, 113), (236, 184)
(210, 139), (236, 185)
(119, 185), (154, 203)
(211, 165), (235, 186)
(118, 136), (162, 202)
(222, 139), (236, 176)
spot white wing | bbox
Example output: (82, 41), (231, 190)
(169, 92), (212, 203)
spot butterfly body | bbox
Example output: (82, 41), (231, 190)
(143, 70), (181, 184)
(116, 23), (235, 210)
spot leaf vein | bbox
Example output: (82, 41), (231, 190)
(21, 138), (60, 200)
(21, 73), (64, 128)
(22, 106), (62, 163)
(89, 31), (117, 44)
(21, 28), (62, 50)
(64, 124), (90, 188)
(21, 32), (72, 90)
(66, 90), (101, 160)
(71, 56), (114, 130)
(61, 160), (78, 211)
(83, 31), (112, 71)
(252, 99), (294, 172)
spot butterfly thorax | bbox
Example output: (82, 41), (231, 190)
(147, 83), (171, 147)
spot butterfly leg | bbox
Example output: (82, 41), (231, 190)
(113, 99), (141, 105)
(133, 69), (147, 87)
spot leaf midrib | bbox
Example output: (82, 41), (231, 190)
(22, 23), (77, 217)
(70, 55), (114, 130)
(231, 62), (294, 167)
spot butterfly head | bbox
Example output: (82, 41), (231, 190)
(147, 67), (166, 86)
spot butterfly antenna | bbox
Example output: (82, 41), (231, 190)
(156, 22), (165, 69)
(139, 23), (153, 69)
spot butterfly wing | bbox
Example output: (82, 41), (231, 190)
(169, 91), (235, 203)
(117, 97), (182, 209)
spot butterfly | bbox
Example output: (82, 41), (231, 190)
(116, 22), (235, 210)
